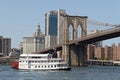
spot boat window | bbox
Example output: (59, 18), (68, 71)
(51, 65), (53, 67)
(57, 64), (60, 67)
(28, 66), (30, 68)
(30, 56), (47, 58)
(51, 60), (53, 62)
(35, 66), (37, 68)
(38, 57), (41, 58)
(32, 57), (38, 58)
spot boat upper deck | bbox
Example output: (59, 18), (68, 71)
(19, 54), (62, 61)
(20, 54), (49, 57)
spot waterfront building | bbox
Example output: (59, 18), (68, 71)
(112, 43), (118, 60)
(104, 45), (113, 60)
(118, 44), (120, 60)
(45, 9), (67, 48)
(112, 43), (120, 61)
(94, 46), (104, 59)
(21, 24), (45, 54)
(87, 44), (95, 60)
(9, 48), (21, 58)
(0, 36), (11, 56)
(87, 43), (120, 61)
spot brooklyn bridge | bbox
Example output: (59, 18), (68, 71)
(39, 15), (120, 66)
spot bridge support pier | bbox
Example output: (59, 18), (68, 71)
(69, 44), (87, 66)
(79, 44), (87, 66)
(62, 44), (71, 66)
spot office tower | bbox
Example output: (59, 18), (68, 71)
(45, 9), (67, 48)
(0, 36), (11, 56)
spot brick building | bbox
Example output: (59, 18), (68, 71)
(95, 46), (104, 60)
(87, 44), (95, 60)
(0, 36), (11, 56)
(87, 43), (120, 61)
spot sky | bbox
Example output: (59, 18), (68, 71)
(0, 0), (120, 48)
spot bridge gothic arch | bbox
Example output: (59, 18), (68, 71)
(77, 25), (82, 38)
(63, 15), (88, 44)
(68, 24), (74, 40)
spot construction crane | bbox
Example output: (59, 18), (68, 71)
(87, 18), (120, 27)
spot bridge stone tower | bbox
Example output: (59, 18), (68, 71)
(62, 15), (88, 66)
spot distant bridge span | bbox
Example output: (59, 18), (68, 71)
(40, 27), (120, 53)
(70, 27), (120, 45)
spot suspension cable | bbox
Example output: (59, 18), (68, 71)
(87, 18), (120, 27)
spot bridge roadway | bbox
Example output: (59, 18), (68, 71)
(40, 27), (120, 53)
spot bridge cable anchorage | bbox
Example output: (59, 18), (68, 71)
(87, 18), (120, 27)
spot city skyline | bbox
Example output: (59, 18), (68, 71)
(0, 0), (120, 48)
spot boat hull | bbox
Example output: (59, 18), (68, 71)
(18, 65), (71, 70)
(12, 61), (71, 70)
(11, 60), (18, 69)
(18, 67), (71, 71)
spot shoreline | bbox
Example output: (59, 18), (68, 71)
(0, 57), (18, 65)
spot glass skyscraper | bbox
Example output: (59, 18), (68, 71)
(45, 9), (66, 48)
(45, 11), (58, 36)
(48, 14), (58, 36)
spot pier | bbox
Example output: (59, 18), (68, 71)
(88, 59), (120, 66)
(0, 57), (18, 65)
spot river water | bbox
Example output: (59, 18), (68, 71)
(0, 65), (120, 80)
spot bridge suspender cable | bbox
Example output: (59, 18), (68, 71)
(87, 18), (120, 27)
